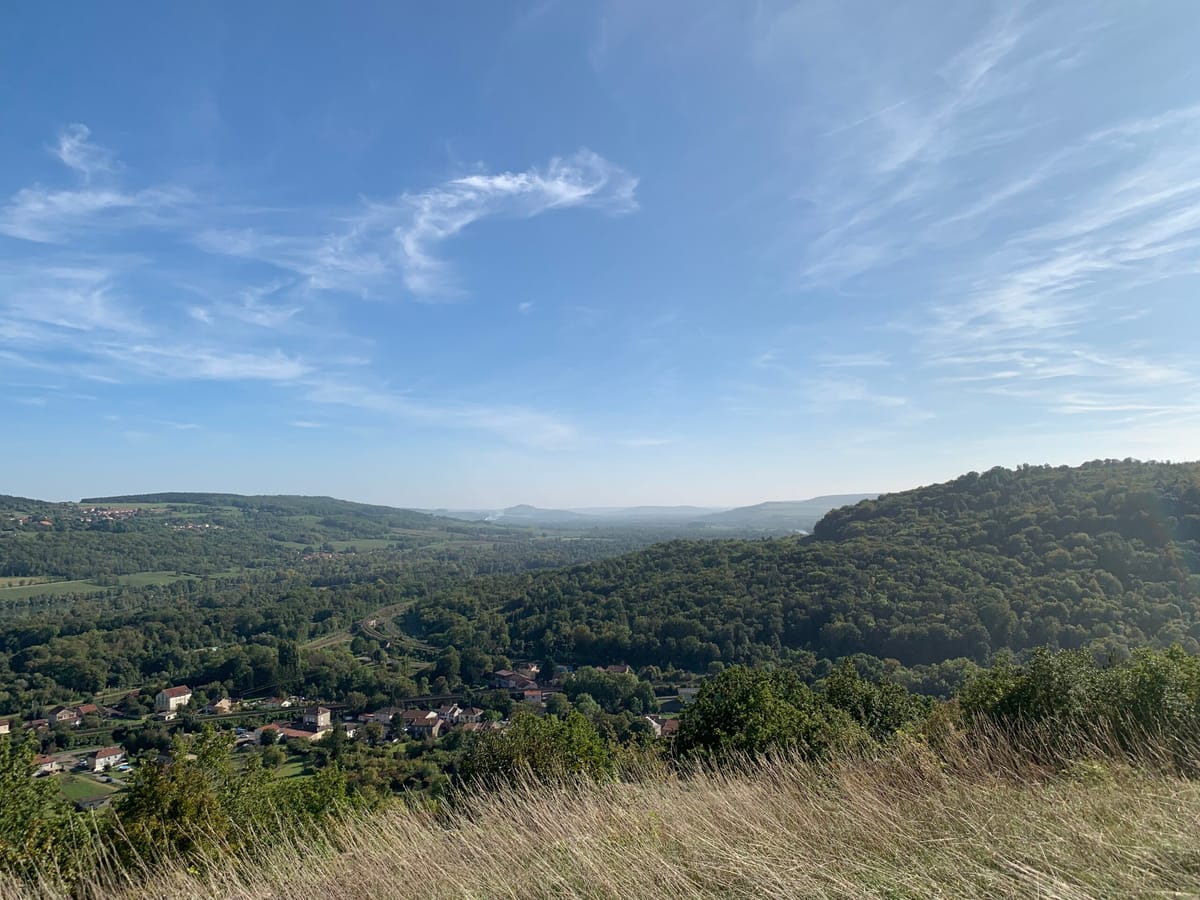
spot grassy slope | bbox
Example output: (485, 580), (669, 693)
(29, 742), (1200, 899)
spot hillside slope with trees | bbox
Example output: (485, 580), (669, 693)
(412, 460), (1200, 687)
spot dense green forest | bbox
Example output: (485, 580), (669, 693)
(0, 494), (712, 714)
(411, 460), (1200, 691)
(6, 461), (1200, 714)
(0, 493), (505, 579)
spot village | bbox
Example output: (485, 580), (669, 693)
(1, 661), (686, 809)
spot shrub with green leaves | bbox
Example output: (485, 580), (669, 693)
(673, 665), (860, 759)
(459, 710), (614, 785)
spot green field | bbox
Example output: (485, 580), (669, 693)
(56, 773), (121, 803)
(0, 576), (53, 589)
(0, 570), (195, 600)
(274, 757), (312, 779)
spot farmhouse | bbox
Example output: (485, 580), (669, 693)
(155, 685), (193, 712)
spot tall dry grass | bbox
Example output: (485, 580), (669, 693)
(10, 728), (1200, 899)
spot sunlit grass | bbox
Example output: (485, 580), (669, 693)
(13, 730), (1200, 899)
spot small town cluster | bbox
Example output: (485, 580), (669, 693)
(1, 660), (682, 808)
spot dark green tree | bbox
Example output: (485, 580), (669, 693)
(674, 666), (855, 759)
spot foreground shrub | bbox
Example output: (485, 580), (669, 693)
(673, 665), (861, 759)
(458, 710), (614, 785)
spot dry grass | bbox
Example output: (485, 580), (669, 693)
(12, 733), (1200, 900)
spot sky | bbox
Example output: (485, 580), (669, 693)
(3, 1), (1200, 508)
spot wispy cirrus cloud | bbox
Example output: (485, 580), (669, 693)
(749, 1), (1200, 435)
(49, 124), (114, 180)
(396, 149), (637, 294)
(0, 125), (620, 452)
(0, 185), (189, 243)
(305, 377), (578, 449)
(1, 124), (189, 243)
(731, 347), (920, 427)
(188, 281), (303, 329)
(195, 148), (637, 297)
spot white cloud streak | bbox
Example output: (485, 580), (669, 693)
(752, 1), (1200, 435)
(305, 378), (578, 449)
(49, 124), (114, 180)
(194, 148), (637, 298)
(0, 126), (625, 451)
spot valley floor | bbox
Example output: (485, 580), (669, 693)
(36, 743), (1200, 900)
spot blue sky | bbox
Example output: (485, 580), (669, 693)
(3, 1), (1199, 507)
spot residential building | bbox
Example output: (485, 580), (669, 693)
(76, 703), (100, 718)
(90, 747), (124, 773)
(154, 685), (193, 712)
(32, 755), (63, 776)
(398, 709), (443, 738)
(0, 719), (9, 736)
(206, 697), (233, 714)
(408, 717), (443, 739)
(457, 706), (485, 724)
(45, 705), (81, 728)
(494, 670), (539, 691)
(605, 664), (634, 676)
(359, 706), (404, 727)
(303, 706), (332, 730)
(399, 709), (438, 727)
(644, 716), (680, 739)
(436, 703), (461, 722)
(257, 721), (329, 742)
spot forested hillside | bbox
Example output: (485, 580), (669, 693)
(412, 460), (1200, 689)
(0, 493), (498, 579)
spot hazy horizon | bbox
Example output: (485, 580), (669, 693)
(4, 3), (1198, 508)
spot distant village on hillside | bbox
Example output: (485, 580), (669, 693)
(2, 661), (686, 809)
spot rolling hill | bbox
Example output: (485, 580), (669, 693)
(411, 460), (1200, 690)
(698, 494), (878, 530)
(429, 494), (875, 530)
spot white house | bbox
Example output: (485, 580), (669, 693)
(90, 747), (124, 773)
(155, 685), (193, 712)
(32, 755), (63, 776)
